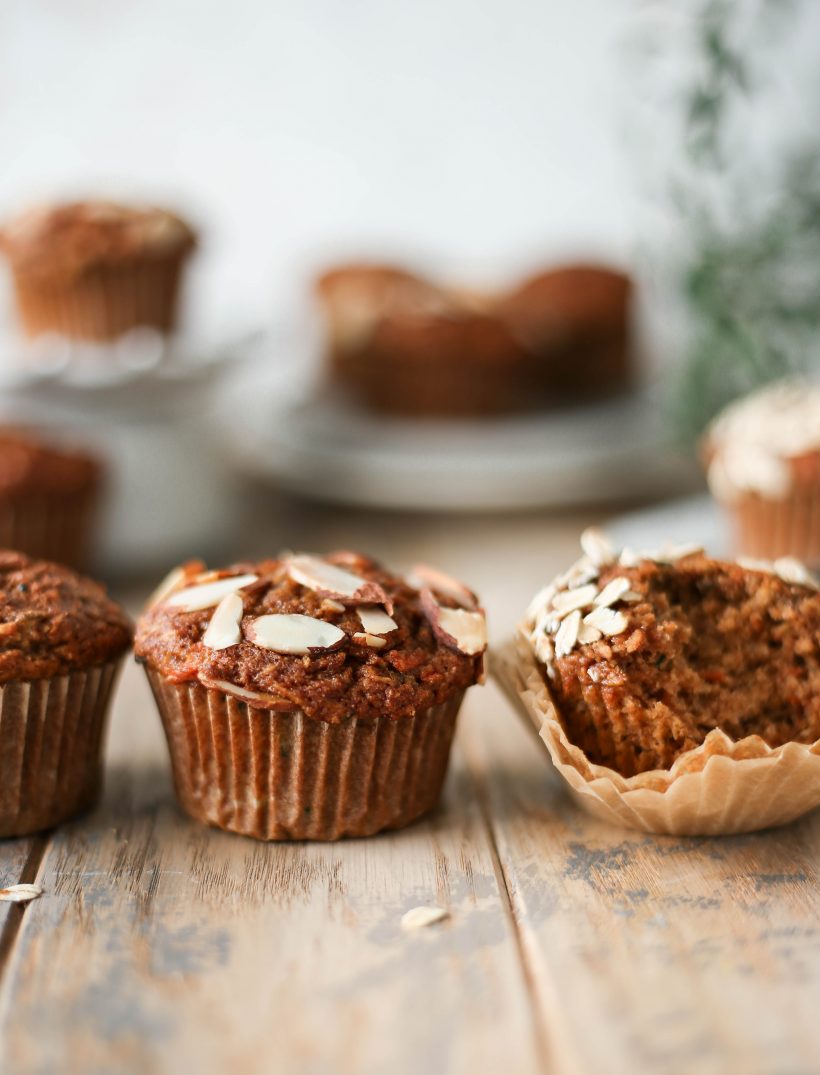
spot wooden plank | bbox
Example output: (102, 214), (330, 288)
(0, 665), (546, 1075)
(463, 680), (820, 1075)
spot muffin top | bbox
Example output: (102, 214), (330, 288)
(705, 379), (820, 501)
(1, 200), (196, 281)
(0, 551), (132, 682)
(524, 529), (820, 774)
(501, 263), (632, 343)
(135, 551), (487, 723)
(0, 428), (102, 500)
(315, 263), (448, 354)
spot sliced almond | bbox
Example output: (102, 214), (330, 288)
(202, 592), (243, 650)
(554, 609), (581, 657)
(619, 547), (642, 568)
(287, 554), (392, 613)
(322, 598), (346, 613)
(165, 574), (259, 612)
(420, 590), (487, 656)
(580, 527), (615, 567)
(146, 561), (205, 608)
(356, 606), (398, 635)
(593, 577), (633, 608)
(200, 678), (297, 710)
(583, 606), (629, 636)
(0, 883), (42, 903)
(552, 583), (598, 615)
(352, 631), (387, 649)
(245, 613), (345, 655)
(408, 564), (478, 610)
(401, 905), (449, 930)
(737, 556), (775, 573)
(577, 622), (603, 644)
(657, 543), (704, 563)
(774, 557), (817, 588)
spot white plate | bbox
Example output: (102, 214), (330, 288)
(222, 359), (699, 512)
(607, 493), (730, 557)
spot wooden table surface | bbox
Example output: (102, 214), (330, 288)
(1, 494), (819, 1075)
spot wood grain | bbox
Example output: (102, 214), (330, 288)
(2, 507), (819, 1074)
(463, 680), (820, 1075)
(0, 667), (546, 1075)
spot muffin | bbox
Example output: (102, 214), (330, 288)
(315, 263), (443, 375)
(705, 380), (820, 567)
(349, 308), (539, 417)
(135, 551), (487, 840)
(0, 199), (196, 343)
(0, 551), (132, 837)
(523, 532), (819, 778)
(0, 428), (103, 570)
(499, 264), (634, 400)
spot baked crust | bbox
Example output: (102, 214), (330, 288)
(1, 200), (196, 282)
(0, 551), (132, 682)
(135, 551), (485, 724)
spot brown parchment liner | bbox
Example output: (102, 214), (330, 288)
(0, 659), (124, 837)
(494, 634), (820, 836)
(144, 667), (464, 841)
(11, 254), (187, 343)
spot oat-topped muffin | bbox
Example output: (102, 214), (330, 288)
(0, 427), (103, 569)
(136, 550), (487, 840)
(0, 550), (132, 836)
(1, 199), (196, 342)
(524, 531), (820, 777)
(705, 379), (820, 567)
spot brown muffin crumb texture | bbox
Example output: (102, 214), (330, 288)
(135, 552), (485, 723)
(535, 549), (820, 776)
(0, 551), (132, 682)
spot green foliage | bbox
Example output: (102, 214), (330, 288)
(670, 0), (820, 436)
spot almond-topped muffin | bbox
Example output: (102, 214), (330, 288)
(0, 427), (103, 569)
(1, 199), (196, 343)
(523, 531), (820, 777)
(0, 550), (132, 836)
(135, 551), (487, 840)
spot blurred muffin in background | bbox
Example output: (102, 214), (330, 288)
(315, 260), (637, 418)
(352, 307), (538, 417)
(0, 429), (103, 569)
(498, 264), (634, 400)
(315, 263), (443, 373)
(0, 200), (196, 343)
(704, 380), (820, 567)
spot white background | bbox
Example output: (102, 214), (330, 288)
(0, 0), (638, 334)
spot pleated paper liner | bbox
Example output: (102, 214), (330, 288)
(12, 253), (187, 344)
(145, 668), (464, 841)
(0, 659), (124, 837)
(493, 635), (820, 836)
(729, 486), (820, 569)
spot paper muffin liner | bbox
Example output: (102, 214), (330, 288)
(12, 253), (187, 344)
(0, 492), (98, 571)
(0, 659), (123, 837)
(494, 635), (820, 836)
(144, 667), (465, 841)
(729, 487), (820, 569)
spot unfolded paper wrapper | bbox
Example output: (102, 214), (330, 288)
(494, 634), (820, 836)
